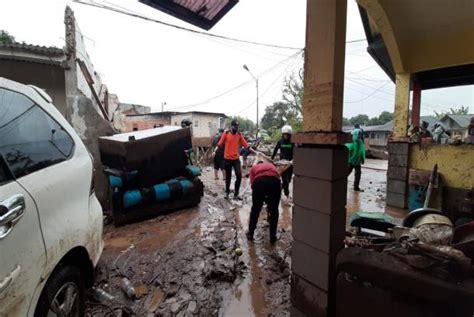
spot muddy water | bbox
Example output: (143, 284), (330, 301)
(220, 174), (293, 317)
(346, 159), (407, 223)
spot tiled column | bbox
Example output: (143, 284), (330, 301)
(291, 0), (348, 314)
(291, 146), (348, 316)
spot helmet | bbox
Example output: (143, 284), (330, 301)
(281, 125), (293, 135)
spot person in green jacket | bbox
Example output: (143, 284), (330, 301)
(346, 125), (366, 191)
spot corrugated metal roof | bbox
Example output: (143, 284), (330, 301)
(442, 114), (474, 129)
(364, 116), (441, 132)
(0, 42), (64, 56)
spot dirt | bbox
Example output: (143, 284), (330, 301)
(86, 158), (395, 316)
(85, 167), (292, 316)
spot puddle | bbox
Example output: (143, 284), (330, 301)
(346, 159), (407, 224)
(220, 180), (268, 317)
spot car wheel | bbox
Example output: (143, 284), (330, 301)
(34, 265), (85, 317)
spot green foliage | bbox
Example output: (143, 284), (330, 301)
(345, 111), (393, 127)
(227, 116), (255, 133)
(434, 106), (470, 119)
(0, 30), (15, 44)
(261, 68), (303, 134)
(349, 114), (370, 126)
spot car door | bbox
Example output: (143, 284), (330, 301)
(0, 87), (47, 316)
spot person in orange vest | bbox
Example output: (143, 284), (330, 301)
(246, 161), (281, 244)
(215, 119), (251, 200)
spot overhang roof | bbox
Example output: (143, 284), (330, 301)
(139, 0), (238, 30)
(440, 114), (474, 129)
(0, 42), (65, 66)
(358, 0), (474, 90)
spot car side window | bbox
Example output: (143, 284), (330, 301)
(0, 88), (74, 178)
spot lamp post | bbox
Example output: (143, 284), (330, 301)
(243, 64), (259, 138)
(161, 101), (167, 112)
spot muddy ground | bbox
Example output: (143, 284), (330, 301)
(86, 159), (399, 316)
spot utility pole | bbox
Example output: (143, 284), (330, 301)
(243, 64), (259, 138)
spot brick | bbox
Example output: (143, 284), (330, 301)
(386, 191), (406, 208)
(387, 179), (407, 195)
(293, 176), (347, 214)
(294, 146), (348, 180)
(291, 274), (327, 317)
(293, 205), (345, 254)
(388, 154), (408, 167)
(292, 241), (332, 290)
(387, 166), (408, 181)
(388, 142), (409, 155)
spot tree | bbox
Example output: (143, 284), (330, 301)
(434, 106), (470, 119)
(377, 111), (393, 124)
(261, 68), (304, 134)
(0, 30), (15, 44)
(349, 114), (369, 126)
(261, 101), (297, 131)
(281, 71), (304, 116)
(227, 116), (255, 133)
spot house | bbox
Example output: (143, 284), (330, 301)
(0, 6), (122, 208)
(113, 103), (152, 131)
(123, 111), (177, 132)
(440, 114), (474, 138)
(171, 111), (227, 146)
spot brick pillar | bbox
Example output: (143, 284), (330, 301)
(291, 0), (348, 315)
(291, 146), (348, 316)
(386, 142), (409, 208)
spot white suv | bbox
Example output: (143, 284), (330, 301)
(0, 77), (103, 316)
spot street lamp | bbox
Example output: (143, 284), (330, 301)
(161, 101), (167, 112)
(243, 64), (259, 138)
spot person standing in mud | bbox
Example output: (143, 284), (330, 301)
(212, 128), (226, 180)
(272, 125), (294, 201)
(247, 161), (281, 244)
(216, 119), (251, 200)
(346, 126), (366, 191)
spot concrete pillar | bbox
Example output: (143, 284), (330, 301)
(291, 0), (348, 316)
(302, 0), (347, 132)
(393, 73), (411, 138)
(412, 81), (421, 128)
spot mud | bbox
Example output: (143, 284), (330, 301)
(86, 158), (396, 316)
(86, 168), (292, 316)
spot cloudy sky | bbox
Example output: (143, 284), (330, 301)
(1, 0), (472, 121)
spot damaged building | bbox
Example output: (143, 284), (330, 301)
(0, 7), (123, 207)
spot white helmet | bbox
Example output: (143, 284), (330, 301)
(281, 125), (293, 135)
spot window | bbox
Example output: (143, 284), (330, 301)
(133, 123), (138, 131)
(0, 88), (74, 178)
(194, 120), (199, 127)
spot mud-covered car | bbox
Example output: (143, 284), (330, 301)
(0, 77), (103, 316)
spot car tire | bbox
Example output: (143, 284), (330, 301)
(34, 265), (85, 317)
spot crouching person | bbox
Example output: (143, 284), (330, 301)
(247, 161), (281, 244)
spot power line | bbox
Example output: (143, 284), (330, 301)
(72, 0), (366, 51)
(166, 50), (303, 111)
(72, 0), (303, 50)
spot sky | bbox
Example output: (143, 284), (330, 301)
(1, 0), (473, 121)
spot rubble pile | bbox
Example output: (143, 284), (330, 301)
(86, 196), (245, 316)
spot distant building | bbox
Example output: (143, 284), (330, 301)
(123, 111), (177, 132)
(440, 114), (474, 139)
(171, 111), (227, 147)
(123, 111), (227, 147)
